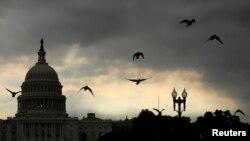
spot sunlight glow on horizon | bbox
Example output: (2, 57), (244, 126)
(0, 45), (241, 121)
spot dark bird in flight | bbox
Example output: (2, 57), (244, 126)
(233, 109), (245, 116)
(126, 77), (152, 85)
(180, 19), (196, 27)
(207, 34), (223, 44)
(133, 52), (144, 61)
(153, 108), (165, 116)
(78, 85), (94, 97)
(4, 87), (21, 97)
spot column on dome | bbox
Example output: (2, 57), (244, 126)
(46, 99), (47, 110)
(52, 99), (54, 110)
(43, 99), (45, 110)
(26, 99), (28, 109)
(50, 99), (52, 110)
(26, 99), (27, 109)
(23, 100), (25, 110)
(48, 99), (50, 110)
(20, 101), (22, 111)
(51, 99), (54, 110)
(17, 101), (19, 112)
(58, 100), (60, 111)
(22, 100), (24, 110)
(28, 99), (30, 110)
(58, 100), (61, 111)
(30, 99), (32, 109)
(59, 100), (61, 111)
(61, 100), (63, 111)
(30, 99), (32, 110)
(61, 101), (64, 111)
(52, 123), (55, 137)
(27, 99), (29, 109)
(41, 99), (43, 110)
(45, 123), (47, 138)
(36, 99), (38, 109)
(47, 99), (49, 110)
(31, 123), (33, 137)
(34, 99), (37, 109)
(55, 100), (57, 110)
(32, 99), (34, 109)
(26, 99), (28, 110)
(49, 99), (51, 110)
(37, 99), (40, 109)
(39, 99), (41, 109)
(55, 99), (57, 110)
(54, 99), (56, 110)
(59, 123), (62, 136)
(45, 99), (47, 110)
(64, 101), (66, 112)
(23, 123), (25, 137)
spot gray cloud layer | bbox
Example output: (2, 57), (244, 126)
(0, 0), (250, 120)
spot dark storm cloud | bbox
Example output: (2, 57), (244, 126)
(0, 0), (250, 119)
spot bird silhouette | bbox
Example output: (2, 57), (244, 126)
(78, 85), (94, 97)
(126, 77), (152, 85)
(153, 108), (165, 116)
(233, 109), (245, 116)
(4, 87), (21, 97)
(180, 19), (196, 27)
(207, 34), (223, 44)
(133, 52), (144, 61)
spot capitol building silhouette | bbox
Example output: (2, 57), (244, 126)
(0, 39), (130, 141)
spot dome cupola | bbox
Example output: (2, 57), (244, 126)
(24, 38), (59, 82)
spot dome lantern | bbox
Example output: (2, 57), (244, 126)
(37, 38), (47, 64)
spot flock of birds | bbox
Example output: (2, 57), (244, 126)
(77, 51), (150, 97)
(2, 18), (246, 117)
(76, 18), (224, 97)
(180, 18), (223, 44)
(1, 51), (149, 98)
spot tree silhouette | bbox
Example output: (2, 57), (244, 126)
(99, 109), (249, 141)
(194, 110), (249, 139)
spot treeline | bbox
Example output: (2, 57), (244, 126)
(99, 109), (249, 140)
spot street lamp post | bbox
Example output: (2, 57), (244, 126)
(171, 88), (188, 117)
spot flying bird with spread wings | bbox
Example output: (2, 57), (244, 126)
(133, 52), (144, 61)
(153, 108), (165, 116)
(77, 85), (94, 97)
(233, 109), (245, 116)
(180, 19), (196, 27)
(126, 77), (152, 85)
(4, 87), (21, 97)
(207, 34), (223, 45)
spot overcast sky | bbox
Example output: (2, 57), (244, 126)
(0, 0), (249, 122)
